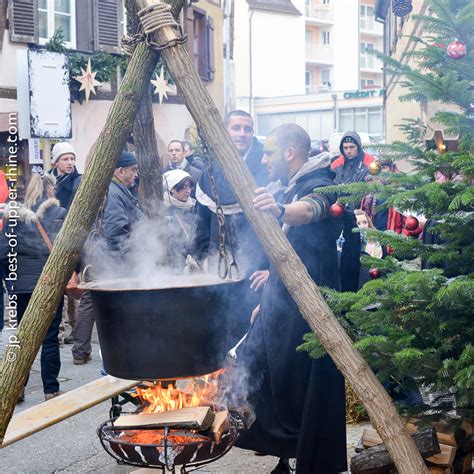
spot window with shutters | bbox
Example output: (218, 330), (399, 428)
(9, 0), (39, 44)
(93, 0), (120, 53)
(192, 9), (215, 82)
(38, 0), (76, 48)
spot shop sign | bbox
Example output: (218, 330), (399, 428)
(343, 89), (384, 99)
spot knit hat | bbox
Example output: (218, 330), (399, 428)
(163, 169), (192, 192)
(339, 131), (362, 156)
(51, 142), (76, 165)
(116, 151), (138, 168)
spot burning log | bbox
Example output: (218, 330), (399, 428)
(207, 410), (230, 443)
(114, 406), (215, 431)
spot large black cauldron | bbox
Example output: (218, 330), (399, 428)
(85, 275), (243, 380)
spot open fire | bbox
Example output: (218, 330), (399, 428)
(98, 369), (246, 471)
(135, 369), (224, 414)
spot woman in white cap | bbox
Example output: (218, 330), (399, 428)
(163, 169), (197, 268)
(49, 142), (82, 210)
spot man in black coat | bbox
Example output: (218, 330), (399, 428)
(49, 142), (82, 211)
(235, 124), (347, 474)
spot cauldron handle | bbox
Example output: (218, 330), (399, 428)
(81, 264), (94, 283)
(218, 254), (229, 279)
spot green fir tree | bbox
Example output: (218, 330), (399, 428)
(299, 0), (474, 421)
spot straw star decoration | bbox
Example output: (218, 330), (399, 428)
(151, 66), (173, 104)
(74, 58), (101, 103)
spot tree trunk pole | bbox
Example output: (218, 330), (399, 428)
(125, 0), (164, 216)
(0, 0), (185, 445)
(135, 1), (428, 472)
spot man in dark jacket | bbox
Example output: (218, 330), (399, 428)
(191, 110), (268, 270)
(330, 132), (373, 292)
(164, 140), (202, 194)
(102, 151), (143, 253)
(236, 124), (347, 474)
(49, 142), (82, 211)
(331, 131), (375, 186)
(190, 110), (268, 345)
(49, 142), (82, 344)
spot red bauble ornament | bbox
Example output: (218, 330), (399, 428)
(447, 39), (467, 59)
(329, 202), (345, 218)
(369, 268), (380, 279)
(405, 216), (419, 231)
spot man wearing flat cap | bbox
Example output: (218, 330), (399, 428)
(101, 151), (143, 252)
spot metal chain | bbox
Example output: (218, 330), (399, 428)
(199, 132), (230, 279)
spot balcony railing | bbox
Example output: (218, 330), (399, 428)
(360, 55), (382, 70)
(306, 44), (334, 64)
(305, 84), (331, 94)
(305, 4), (333, 22)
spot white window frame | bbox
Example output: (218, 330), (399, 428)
(360, 41), (375, 68)
(360, 4), (374, 31)
(322, 30), (330, 45)
(321, 69), (330, 85)
(38, 0), (76, 49)
(361, 78), (375, 88)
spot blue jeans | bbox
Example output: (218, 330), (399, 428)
(17, 293), (63, 394)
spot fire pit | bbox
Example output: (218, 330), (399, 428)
(98, 372), (246, 472)
(98, 418), (239, 472)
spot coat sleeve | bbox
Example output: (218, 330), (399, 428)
(101, 194), (132, 251)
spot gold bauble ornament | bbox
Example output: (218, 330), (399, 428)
(368, 161), (382, 175)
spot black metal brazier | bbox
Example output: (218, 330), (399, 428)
(85, 276), (242, 380)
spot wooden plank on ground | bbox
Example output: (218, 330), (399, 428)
(2, 377), (138, 448)
(114, 406), (215, 431)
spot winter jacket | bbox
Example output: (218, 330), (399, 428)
(191, 137), (268, 273)
(0, 198), (66, 293)
(331, 131), (375, 185)
(49, 167), (82, 210)
(102, 179), (143, 252)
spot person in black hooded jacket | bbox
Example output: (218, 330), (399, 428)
(0, 173), (66, 402)
(49, 142), (82, 211)
(235, 124), (346, 474)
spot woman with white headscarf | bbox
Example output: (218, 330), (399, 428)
(163, 169), (197, 268)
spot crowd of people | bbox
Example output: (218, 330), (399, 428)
(0, 109), (421, 473)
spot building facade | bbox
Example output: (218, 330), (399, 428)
(0, 0), (225, 177)
(233, 0), (385, 142)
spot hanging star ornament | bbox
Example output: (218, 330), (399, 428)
(151, 66), (173, 104)
(74, 58), (101, 103)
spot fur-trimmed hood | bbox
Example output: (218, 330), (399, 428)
(5, 197), (61, 224)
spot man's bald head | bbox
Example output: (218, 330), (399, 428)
(271, 123), (311, 162)
(263, 124), (311, 181)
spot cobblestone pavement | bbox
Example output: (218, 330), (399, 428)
(1, 324), (370, 473)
